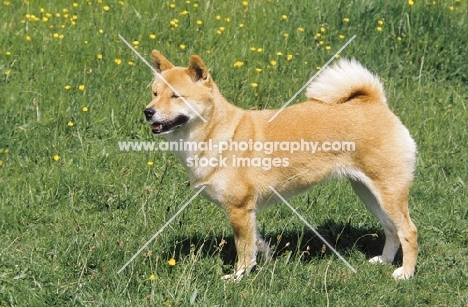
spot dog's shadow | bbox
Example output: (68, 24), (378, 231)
(170, 220), (403, 270)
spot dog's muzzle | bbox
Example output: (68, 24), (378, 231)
(143, 108), (189, 135)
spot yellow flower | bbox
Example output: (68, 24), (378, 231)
(179, 44), (186, 50)
(149, 34), (156, 39)
(298, 27), (304, 32)
(5, 52), (11, 56)
(103, 5), (110, 11)
(449, 6), (454, 11)
(287, 54), (293, 61)
(64, 85), (71, 90)
(216, 15), (221, 20)
(82, 107), (88, 112)
(343, 17), (350, 22)
(168, 258), (176, 266)
(276, 52), (283, 56)
(378, 20), (384, 25)
(255, 68), (262, 72)
(149, 274), (156, 281)
(283, 33), (289, 38)
(250, 83), (258, 88)
(0, 160), (3, 167)
(180, 10), (189, 15)
(233, 61), (244, 68)
(325, 46), (331, 50)
(320, 27), (326, 33)
(339, 34), (345, 39)
(132, 40), (139, 46)
(73, 3), (78, 7)
(99, 29), (104, 34)
(67, 121), (74, 127)
(196, 20), (202, 25)
(257, 48), (263, 53)
(169, 3), (175, 8)
(250, 47), (256, 51)
(193, 3), (198, 7)
(114, 58), (122, 65)
(377, 26), (383, 32)
(147, 161), (154, 166)
(270, 60), (277, 66)
(53, 155), (60, 162)
(242, 1), (248, 6)
(25, 35), (31, 41)
(97, 54), (103, 60)
(78, 85), (85, 91)
(239, 23), (244, 28)
(281, 15), (287, 20)
(397, 37), (402, 41)
(408, 0), (414, 5)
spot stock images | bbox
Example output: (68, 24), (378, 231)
(1, 1), (467, 306)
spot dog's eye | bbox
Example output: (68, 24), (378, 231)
(153, 92), (157, 97)
(171, 93), (181, 99)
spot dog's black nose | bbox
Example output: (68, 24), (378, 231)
(144, 108), (156, 121)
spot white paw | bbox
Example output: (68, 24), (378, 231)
(222, 268), (246, 281)
(392, 267), (414, 280)
(369, 255), (391, 264)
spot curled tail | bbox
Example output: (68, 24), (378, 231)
(306, 59), (387, 104)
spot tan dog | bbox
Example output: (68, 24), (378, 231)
(143, 50), (418, 280)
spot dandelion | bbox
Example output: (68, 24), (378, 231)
(6, 52), (11, 56)
(449, 6), (454, 11)
(276, 234), (282, 241)
(78, 85), (85, 91)
(196, 20), (202, 25)
(283, 33), (289, 38)
(132, 40), (139, 47)
(42, 17), (48, 22)
(149, 274), (156, 281)
(149, 34), (156, 39)
(281, 15), (287, 20)
(397, 37), (402, 41)
(5, 70), (10, 76)
(128, 61), (135, 66)
(114, 58), (122, 65)
(315, 33), (321, 38)
(97, 53), (102, 59)
(53, 155), (60, 162)
(378, 20), (384, 25)
(377, 26), (383, 32)
(169, 3), (175, 8)
(250, 83), (258, 88)
(215, 15), (221, 20)
(325, 46), (331, 50)
(239, 23), (244, 28)
(250, 47), (256, 51)
(147, 161), (154, 166)
(320, 27), (326, 33)
(343, 17), (350, 22)
(339, 34), (345, 39)
(179, 44), (186, 50)
(99, 29), (104, 34)
(276, 52), (283, 56)
(233, 61), (244, 68)
(298, 27), (305, 32)
(82, 106), (88, 112)
(64, 85), (71, 90)
(255, 68), (262, 72)
(242, 1), (248, 6)
(193, 3), (198, 7)
(319, 40), (324, 45)
(257, 48), (263, 53)
(103, 5), (110, 11)
(408, 0), (414, 5)
(168, 258), (176, 266)
(335, 54), (340, 59)
(270, 60), (277, 66)
(25, 35), (31, 41)
(225, 17), (231, 22)
(0, 160), (3, 167)
(73, 3), (78, 7)
(287, 54), (293, 61)
(67, 121), (74, 127)
(180, 10), (189, 15)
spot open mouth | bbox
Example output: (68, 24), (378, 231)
(150, 115), (189, 135)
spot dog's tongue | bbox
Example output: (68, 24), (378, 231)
(151, 123), (163, 132)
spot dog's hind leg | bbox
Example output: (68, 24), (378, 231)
(350, 179), (418, 279)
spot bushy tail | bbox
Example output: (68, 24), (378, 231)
(306, 59), (386, 104)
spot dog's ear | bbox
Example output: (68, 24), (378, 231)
(188, 55), (211, 86)
(151, 50), (174, 73)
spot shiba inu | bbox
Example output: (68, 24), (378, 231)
(143, 50), (418, 281)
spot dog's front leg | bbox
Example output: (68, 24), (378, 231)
(222, 203), (259, 281)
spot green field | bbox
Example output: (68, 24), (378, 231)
(1, 0), (467, 306)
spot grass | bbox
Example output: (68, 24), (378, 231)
(1, 0), (467, 306)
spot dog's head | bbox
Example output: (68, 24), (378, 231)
(144, 50), (214, 135)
